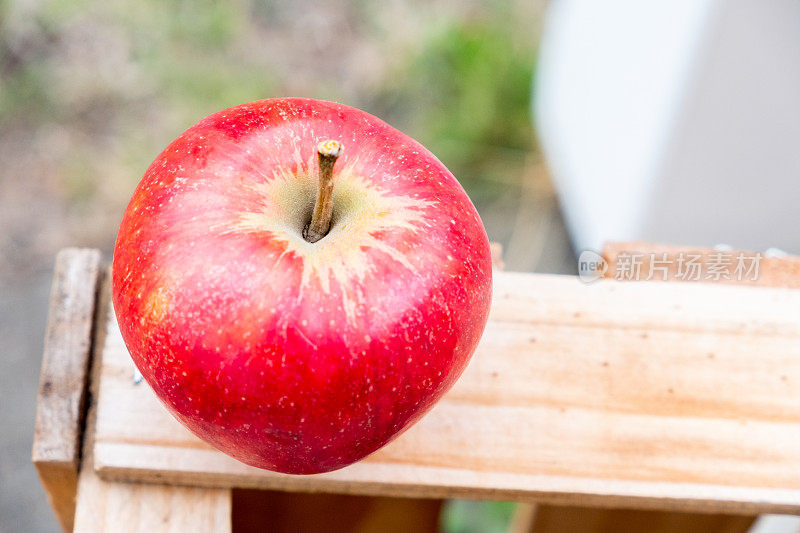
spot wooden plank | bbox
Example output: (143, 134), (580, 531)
(74, 269), (232, 533)
(519, 241), (789, 532)
(92, 270), (800, 514)
(32, 247), (102, 532)
(74, 474), (232, 532)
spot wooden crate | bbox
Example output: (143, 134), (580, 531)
(33, 246), (800, 532)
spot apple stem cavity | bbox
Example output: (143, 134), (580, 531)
(303, 139), (344, 243)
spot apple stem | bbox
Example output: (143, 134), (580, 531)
(303, 140), (343, 243)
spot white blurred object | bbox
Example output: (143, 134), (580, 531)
(535, 0), (800, 253)
(748, 515), (800, 533)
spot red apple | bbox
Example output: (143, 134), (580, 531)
(112, 98), (492, 474)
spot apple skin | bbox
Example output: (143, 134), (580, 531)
(112, 98), (492, 474)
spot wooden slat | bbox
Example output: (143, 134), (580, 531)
(74, 473), (232, 532)
(74, 268), (232, 533)
(519, 240), (791, 533)
(32, 248), (101, 532)
(92, 270), (800, 514)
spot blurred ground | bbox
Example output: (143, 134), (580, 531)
(0, 1), (573, 531)
(0, 275), (59, 533)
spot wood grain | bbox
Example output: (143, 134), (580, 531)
(32, 248), (101, 532)
(520, 242), (789, 533)
(92, 270), (800, 514)
(74, 269), (232, 533)
(74, 472), (232, 532)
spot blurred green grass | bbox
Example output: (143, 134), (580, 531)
(0, 0), (539, 215)
(442, 499), (519, 533)
(405, 13), (535, 197)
